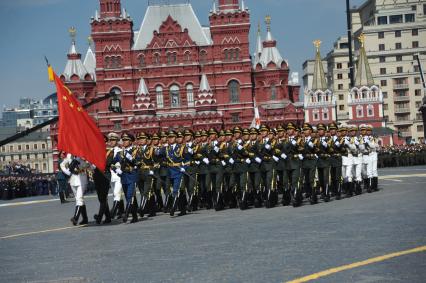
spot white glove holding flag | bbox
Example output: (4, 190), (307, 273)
(180, 168), (186, 173)
(116, 168), (123, 175)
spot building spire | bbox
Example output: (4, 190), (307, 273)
(355, 33), (374, 87)
(68, 27), (77, 54)
(312, 40), (327, 91)
(265, 15), (273, 41)
(200, 74), (211, 92)
(256, 23), (262, 55)
(63, 27), (92, 82)
(241, 0), (247, 11)
(212, 0), (217, 13)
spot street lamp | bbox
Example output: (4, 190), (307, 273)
(108, 88), (122, 113)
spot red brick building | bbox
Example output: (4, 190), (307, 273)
(53, 0), (303, 140)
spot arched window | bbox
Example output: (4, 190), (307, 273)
(235, 49), (240, 60)
(200, 50), (207, 64)
(224, 49), (229, 61)
(356, 105), (364, 118)
(104, 57), (110, 68)
(153, 53), (160, 65)
(270, 83), (277, 100)
(184, 51), (191, 63)
(367, 104), (374, 117)
(170, 85), (180, 108)
(228, 80), (240, 103)
(362, 89), (368, 99)
(322, 108), (329, 120)
(186, 84), (194, 107)
(156, 86), (164, 109)
(167, 52), (177, 65)
(139, 55), (145, 67)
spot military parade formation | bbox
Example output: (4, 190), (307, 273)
(55, 122), (388, 225)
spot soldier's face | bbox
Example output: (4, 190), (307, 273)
(138, 138), (147, 146)
(123, 140), (131, 147)
(201, 136), (208, 142)
(367, 130), (372, 135)
(318, 129), (325, 136)
(261, 130), (268, 138)
(225, 135), (232, 142)
(161, 137), (167, 143)
(278, 131), (284, 138)
(250, 134), (257, 140)
(152, 140), (159, 146)
(209, 134), (217, 140)
(330, 130), (336, 136)
(109, 140), (117, 147)
(304, 129), (312, 136)
(287, 129), (294, 136)
(350, 130), (356, 136)
(176, 137), (183, 144)
(168, 137), (176, 144)
(234, 133), (241, 139)
(268, 133), (274, 139)
(219, 136), (225, 142)
(184, 135), (192, 142)
(361, 130), (367, 136)
(243, 134), (249, 140)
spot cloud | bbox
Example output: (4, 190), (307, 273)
(0, 0), (67, 8)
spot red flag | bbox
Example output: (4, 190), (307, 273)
(50, 67), (106, 171)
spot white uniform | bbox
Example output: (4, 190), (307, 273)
(342, 135), (355, 183)
(351, 136), (362, 183)
(110, 146), (123, 202)
(360, 135), (371, 179)
(60, 154), (89, 206)
(367, 136), (379, 179)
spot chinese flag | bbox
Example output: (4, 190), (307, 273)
(49, 66), (106, 171)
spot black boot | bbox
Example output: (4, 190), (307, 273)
(324, 185), (330, 202)
(239, 191), (248, 210)
(139, 196), (147, 218)
(355, 181), (362, 195)
(366, 178), (372, 193)
(110, 201), (118, 219)
(117, 200), (124, 219)
(130, 203), (138, 223)
(156, 191), (164, 212)
(336, 183), (342, 200)
(373, 177), (379, 191)
(94, 203), (104, 225)
(79, 205), (88, 225)
(310, 186), (318, 205)
(148, 194), (157, 217)
(346, 182), (353, 197)
(123, 202), (131, 223)
(170, 193), (179, 216)
(163, 194), (172, 213)
(292, 186), (302, 207)
(178, 193), (187, 216)
(70, 206), (81, 226)
(59, 191), (68, 204)
(103, 202), (111, 224)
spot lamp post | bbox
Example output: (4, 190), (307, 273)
(346, 0), (355, 88)
(415, 53), (426, 144)
(108, 89), (122, 114)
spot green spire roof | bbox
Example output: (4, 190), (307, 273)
(355, 34), (374, 87)
(312, 40), (327, 91)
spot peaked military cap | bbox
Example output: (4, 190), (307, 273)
(218, 130), (226, 137)
(359, 124), (367, 131)
(259, 125), (269, 132)
(200, 130), (208, 137)
(233, 126), (242, 134)
(317, 123), (327, 131)
(184, 129), (193, 137)
(167, 131), (177, 138)
(151, 133), (160, 140)
(366, 124), (373, 131)
(225, 129), (233, 136)
(328, 122), (338, 130)
(208, 128), (218, 135)
(276, 125), (285, 132)
(242, 128), (250, 135)
(250, 127), (259, 135)
(136, 132), (147, 139)
(108, 132), (120, 141)
(121, 132), (135, 142)
(303, 123), (313, 131)
(160, 131), (168, 138)
(338, 125), (347, 132)
(286, 122), (297, 130)
(176, 131), (184, 138)
(194, 131), (201, 138)
(349, 125), (358, 131)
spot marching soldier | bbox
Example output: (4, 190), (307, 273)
(328, 123), (344, 200)
(221, 129), (236, 208)
(207, 128), (225, 211)
(349, 126), (363, 195)
(274, 125), (290, 205)
(60, 153), (90, 226)
(165, 131), (187, 216)
(366, 125), (379, 192)
(195, 130), (211, 209)
(150, 133), (164, 211)
(316, 123), (331, 202)
(258, 125), (277, 208)
(247, 128), (262, 207)
(106, 133), (124, 219)
(157, 131), (172, 213)
(56, 151), (69, 204)
(283, 122), (304, 207)
(117, 132), (140, 223)
(136, 132), (156, 218)
(301, 123), (319, 205)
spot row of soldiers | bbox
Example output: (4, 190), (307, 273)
(67, 121), (378, 225)
(378, 144), (426, 168)
(0, 175), (56, 200)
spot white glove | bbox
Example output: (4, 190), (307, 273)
(308, 141), (314, 148)
(322, 141), (328, 147)
(333, 136), (338, 142)
(364, 137), (369, 143)
(335, 141), (341, 147)
(281, 153), (287, 159)
(255, 157), (262, 164)
(203, 158), (209, 165)
(114, 162), (121, 169)
(149, 170), (154, 175)
(62, 168), (71, 176)
(314, 154), (318, 159)
(245, 158), (251, 164)
(272, 156), (279, 162)
(229, 158), (235, 164)
(221, 160), (226, 166)
(237, 144), (243, 150)
(195, 161), (200, 165)
(355, 140), (360, 146)
(125, 152), (133, 161)
(291, 139), (297, 146)
(265, 144), (271, 150)
(344, 139), (350, 146)
(180, 167), (186, 173)
(188, 147), (193, 154)
(213, 140), (218, 146)
(116, 168), (123, 175)
(237, 139), (243, 144)
(298, 154), (304, 160)
(214, 146), (220, 153)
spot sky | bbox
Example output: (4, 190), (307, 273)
(0, 0), (365, 113)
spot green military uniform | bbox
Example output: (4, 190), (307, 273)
(247, 128), (262, 207)
(316, 123), (331, 202)
(328, 123), (344, 199)
(258, 125), (277, 208)
(301, 123), (319, 204)
(230, 127), (250, 210)
(182, 130), (198, 212)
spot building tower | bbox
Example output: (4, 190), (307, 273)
(348, 34), (384, 128)
(304, 40), (335, 124)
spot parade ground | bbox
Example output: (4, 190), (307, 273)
(1, 166), (425, 283)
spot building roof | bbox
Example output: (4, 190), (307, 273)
(63, 42), (91, 81)
(133, 3), (212, 50)
(199, 74), (211, 92)
(83, 46), (96, 81)
(312, 42), (328, 91)
(257, 21), (285, 69)
(355, 35), (374, 87)
(0, 127), (50, 144)
(136, 78), (149, 96)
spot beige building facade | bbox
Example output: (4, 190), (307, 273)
(0, 128), (54, 174)
(351, 0), (426, 143)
